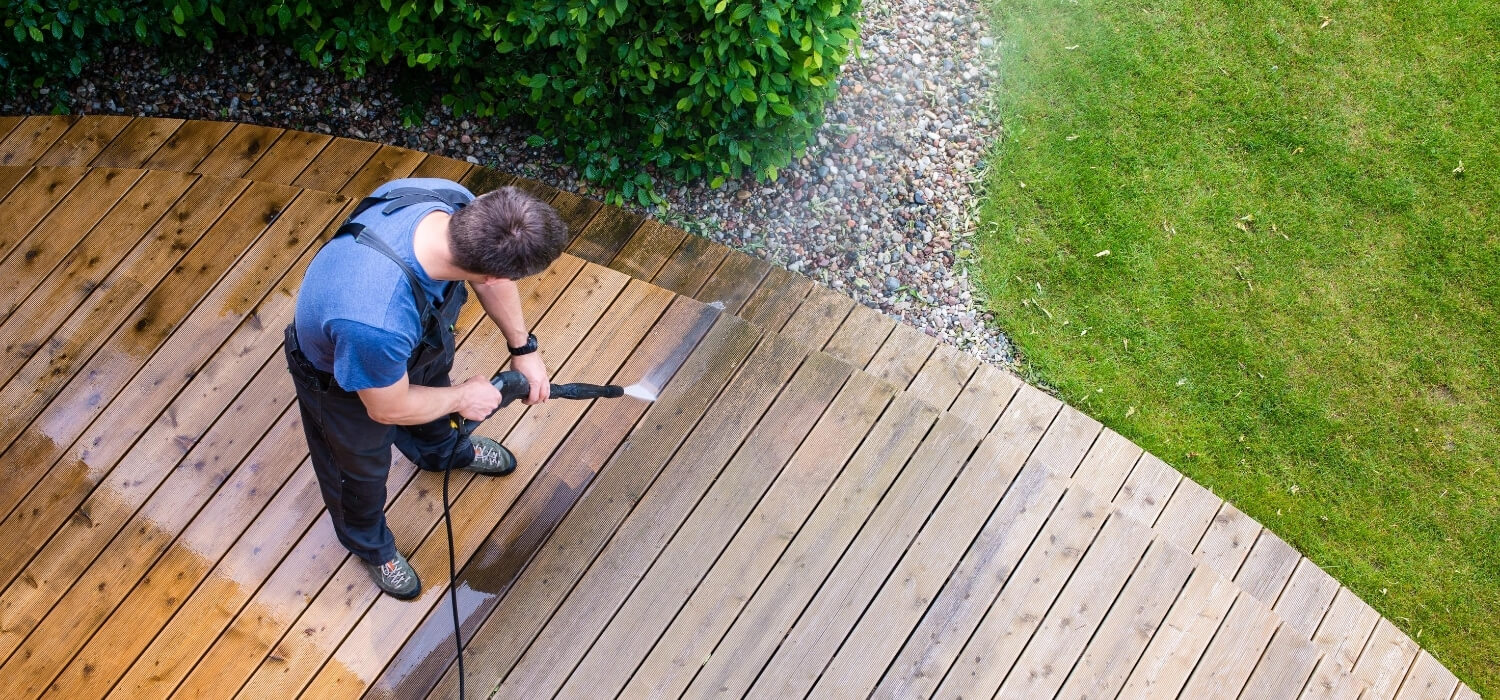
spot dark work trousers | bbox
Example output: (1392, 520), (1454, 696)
(283, 285), (473, 566)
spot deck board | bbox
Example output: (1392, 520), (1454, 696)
(0, 122), (1468, 700)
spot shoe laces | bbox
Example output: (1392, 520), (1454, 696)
(474, 441), (505, 466)
(381, 559), (412, 588)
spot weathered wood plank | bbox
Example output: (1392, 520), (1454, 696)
(1194, 501), (1263, 580)
(496, 334), (824, 698)
(0, 168), (142, 323)
(562, 363), (881, 697)
(1177, 594), (1281, 698)
(508, 175), (560, 201)
(290, 136), (379, 192)
(608, 219), (686, 283)
(1275, 558), (1342, 640)
(780, 284), (856, 350)
(820, 300), (894, 368)
(236, 264), (631, 697)
(35, 115), (132, 167)
(565, 203), (643, 267)
(339, 145), (428, 196)
(1116, 567), (1240, 699)
(0, 117), (23, 142)
(947, 363), (1023, 427)
(694, 250), (771, 315)
(1113, 451), (1181, 525)
(426, 314), (764, 700)
(0, 166), (92, 276)
(410, 154), (474, 182)
(0, 115), (76, 167)
(367, 295), (722, 700)
(865, 322), (936, 388)
(90, 117), (184, 168)
(736, 264), (813, 331)
(1347, 618), (1422, 700)
(995, 514), (1156, 699)
(192, 123), (281, 178)
(1240, 624), (1322, 699)
(1070, 427), (1143, 499)
(817, 383), (1066, 698)
(1301, 587), (1383, 698)
(905, 342), (979, 412)
(1235, 528), (1302, 605)
(547, 189), (604, 245)
(1054, 539), (1197, 699)
(651, 235), (730, 297)
(1151, 476), (1221, 553)
(242, 129), (331, 184)
(1392, 651), (1460, 700)
(169, 258), (590, 698)
(680, 393), (940, 699)
(140, 118), (234, 171)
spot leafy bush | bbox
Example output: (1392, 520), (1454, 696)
(1, 0), (861, 201)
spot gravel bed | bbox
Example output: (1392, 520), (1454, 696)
(2, 0), (1014, 367)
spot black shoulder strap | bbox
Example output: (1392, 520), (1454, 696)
(346, 225), (437, 319)
(376, 187), (474, 214)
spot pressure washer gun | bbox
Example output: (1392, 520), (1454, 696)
(455, 370), (623, 435)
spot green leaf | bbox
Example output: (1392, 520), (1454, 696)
(710, 175), (725, 188)
(766, 20), (779, 35)
(616, 0), (627, 14)
(417, 52), (434, 64)
(713, 0), (727, 14)
(676, 97), (692, 111)
(171, 5), (184, 24)
(211, 5), (226, 24)
(739, 86), (757, 102)
(730, 3), (752, 21)
(28, 25), (42, 41)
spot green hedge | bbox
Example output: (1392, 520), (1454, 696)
(2, 0), (861, 201)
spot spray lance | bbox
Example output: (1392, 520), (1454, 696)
(439, 369), (626, 700)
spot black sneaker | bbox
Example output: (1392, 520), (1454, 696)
(369, 552), (421, 600)
(466, 436), (517, 476)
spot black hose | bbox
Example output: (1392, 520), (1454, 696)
(442, 463), (465, 700)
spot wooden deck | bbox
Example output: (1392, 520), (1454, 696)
(0, 115), (1478, 700)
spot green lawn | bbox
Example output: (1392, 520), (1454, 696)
(977, 0), (1498, 691)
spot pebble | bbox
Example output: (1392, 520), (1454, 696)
(3, 0), (1013, 367)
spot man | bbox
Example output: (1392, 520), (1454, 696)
(284, 177), (568, 599)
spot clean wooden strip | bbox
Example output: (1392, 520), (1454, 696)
(904, 342), (980, 411)
(425, 314), (763, 700)
(241, 129), (332, 185)
(1451, 683), (1481, 700)
(366, 295), (722, 700)
(1194, 501), (1264, 581)
(816, 384), (1069, 698)
(0, 168), (143, 323)
(140, 119), (235, 171)
(694, 251), (771, 315)
(1392, 651), (1460, 700)
(565, 204), (644, 267)
(0, 365), (301, 698)
(496, 335), (825, 698)
(608, 219), (687, 283)
(34, 115), (132, 167)
(1053, 539), (1197, 699)
(171, 258), (591, 699)
(1150, 476), (1221, 553)
(409, 153), (474, 181)
(193, 123), (282, 179)
(864, 322), (937, 388)
(651, 236), (731, 297)
(1069, 427), (1143, 498)
(561, 360), (874, 697)
(1112, 451), (1181, 524)
(545, 189), (604, 244)
(1115, 567), (1240, 698)
(822, 295), (888, 367)
(0, 164), (31, 201)
(0, 165), (92, 279)
(1239, 624), (1322, 699)
(748, 414), (988, 699)
(930, 488), (1113, 700)
(90, 117), (184, 168)
(339, 145), (428, 196)
(1176, 594), (1281, 697)
(621, 375), (900, 700)
(0, 115), (76, 167)
(1276, 558), (1344, 640)
(736, 264), (814, 331)
(947, 363), (1023, 426)
(1347, 618), (1422, 700)
(122, 257), (578, 700)
(1301, 586), (1383, 698)
(995, 514), (1157, 699)
(0, 117), (23, 142)
(239, 266), (640, 698)
(677, 393), (941, 699)
(1234, 528), (1302, 604)
(779, 284), (857, 350)
(291, 136), (379, 192)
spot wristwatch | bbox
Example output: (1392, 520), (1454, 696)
(508, 332), (539, 356)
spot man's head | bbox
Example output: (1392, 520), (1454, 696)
(448, 186), (568, 280)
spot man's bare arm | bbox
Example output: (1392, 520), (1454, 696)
(472, 278), (551, 404)
(358, 373), (500, 425)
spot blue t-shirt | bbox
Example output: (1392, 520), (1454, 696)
(294, 178), (474, 391)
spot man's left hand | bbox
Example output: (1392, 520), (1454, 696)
(511, 352), (550, 404)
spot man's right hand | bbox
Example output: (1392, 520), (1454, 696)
(454, 375), (503, 422)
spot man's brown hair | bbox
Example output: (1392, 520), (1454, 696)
(448, 186), (568, 280)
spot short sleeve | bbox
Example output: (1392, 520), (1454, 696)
(327, 319), (414, 391)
